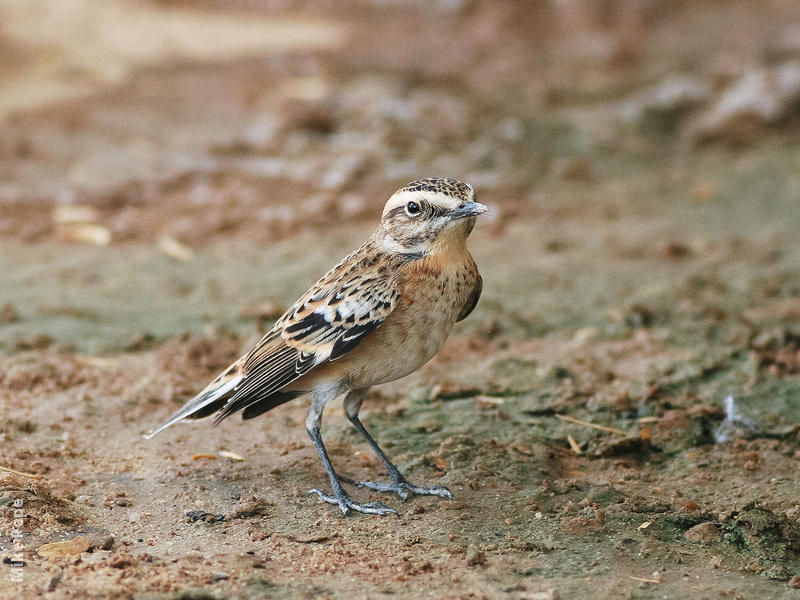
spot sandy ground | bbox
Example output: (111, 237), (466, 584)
(2, 1), (800, 598)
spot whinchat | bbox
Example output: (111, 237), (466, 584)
(146, 177), (487, 516)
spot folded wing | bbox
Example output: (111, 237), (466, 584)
(145, 252), (399, 436)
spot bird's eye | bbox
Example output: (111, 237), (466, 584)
(404, 201), (422, 217)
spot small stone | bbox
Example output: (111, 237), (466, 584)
(674, 498), (702, 514)
(89, 534), (115, 551)
(465, 543), (485, 566)
(789, 575), (800, 588)
(158, 235), (194, 262)
(684, 522), (721, 544)
(529, 590), (560, 600)
(38, 536), (91, 559)
(562, 515), (603, 535)
(572, 327), (599, 345)
(1, 303), (19, 323)
(657, 240), (690, 259)
(210, 572), (230, 582)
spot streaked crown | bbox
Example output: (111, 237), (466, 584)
(382, 177), (474, 218)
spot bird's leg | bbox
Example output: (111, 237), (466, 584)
(306, 385), (396, 516)
(344, 389), (453, 501)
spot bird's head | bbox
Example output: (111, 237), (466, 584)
(377, 177), (487, 257)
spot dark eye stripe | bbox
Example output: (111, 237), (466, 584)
(386, 206), (408, 219)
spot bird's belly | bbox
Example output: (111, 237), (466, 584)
(290, 258), (477, 393)
(343, 275), (472, 388)
(296, 294), (457, 391)
(350, 314), (452, 387)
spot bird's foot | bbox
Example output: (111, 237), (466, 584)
(356, 477), (453, 501)
(308, 488), (397, 516)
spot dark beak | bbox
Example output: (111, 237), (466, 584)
(449, 201), (488, 220)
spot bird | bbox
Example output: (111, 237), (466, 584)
(145, 177), (487, 516)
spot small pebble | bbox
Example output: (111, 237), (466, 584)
(529, 590), (560, 600)
(89, 534), (115, 551)
(465, 543), (485, 566)
(1, 303), (19, 322)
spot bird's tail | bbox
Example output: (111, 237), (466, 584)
(143, 369), (242, 439)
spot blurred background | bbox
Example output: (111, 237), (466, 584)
(3, 0), (800, 353)
(3, 2), (800, 597)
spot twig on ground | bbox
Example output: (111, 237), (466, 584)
(555, 414), (627, 435)
(0, 465), (43, 480)
(566, 434), (582, 455)
(629, 576), (662, 584)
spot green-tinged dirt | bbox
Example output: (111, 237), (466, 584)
(1, 1), (800, 598)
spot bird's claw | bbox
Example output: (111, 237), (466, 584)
(308, 488), (397, 516)
(356, 478), (453, 501)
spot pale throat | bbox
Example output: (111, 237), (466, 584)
(376, 219), (472, 259)
(377, 235), (426, 256)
